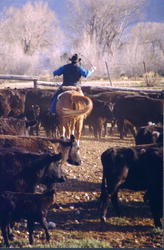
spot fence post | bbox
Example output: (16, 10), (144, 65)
(33, 79), (37, 88)
(105, 61), (113, 86)
(143, 61), (149, 86)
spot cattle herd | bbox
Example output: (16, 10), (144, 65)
(0, 86), (163, 247)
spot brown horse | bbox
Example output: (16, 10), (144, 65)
(56, 87), (93, 144)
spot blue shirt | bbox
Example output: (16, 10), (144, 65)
(53, 65), (94, 78)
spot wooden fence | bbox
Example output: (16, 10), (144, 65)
(0, 74), (163, 94)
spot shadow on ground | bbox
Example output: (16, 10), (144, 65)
(48, 198), (153, 233)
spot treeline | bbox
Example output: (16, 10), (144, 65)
(0, 0), (163, 78)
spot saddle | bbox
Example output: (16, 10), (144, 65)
(59, 86), (84, 96)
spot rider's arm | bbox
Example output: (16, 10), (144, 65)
(53, 66), (65, 76)
(79, 66), (95, 78)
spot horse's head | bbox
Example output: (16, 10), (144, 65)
(58, 135), (81, 166)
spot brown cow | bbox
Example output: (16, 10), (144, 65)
(0, 88), (26, 118)
(0, 134), (81, 166)
(0, 117), (36, 136)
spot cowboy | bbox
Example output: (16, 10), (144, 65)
(51, 53), (95, 113)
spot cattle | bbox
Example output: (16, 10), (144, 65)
(87, 90), (163, 139)
(7, 89), (26, 117)
(99, 143), (163, 228)
(135, 123), (163, 145)
(0, 189), (56, 247)
(25, 104), (41, 136)
(84, 98), (114, 139)
(0, 117), (36, 136)
(0, 148), (64, 193)
(24, 89), (53, 117)
(0, 134), (80, 245)
(0, 92), (11, 117)
(0, 134), (81, 166)
(40, 111), (59, 138)
(0, 88), (26, 118)
(83, 91), (138, 138)
(113, 95), (163, 139)
(24, 89), (55, 136)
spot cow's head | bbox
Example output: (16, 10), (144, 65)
(67, 135), (81, 165)
(57, 135), (81, 166)
(40, 153), (67, 188)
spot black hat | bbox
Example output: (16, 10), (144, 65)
(69, 54), (81, 63)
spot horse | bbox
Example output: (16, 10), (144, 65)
(56, 87), (93, 145)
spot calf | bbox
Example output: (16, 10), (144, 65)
(26, 104), (41, 136)
(99, 144), (163, 228)
(0, 189), (56, 247)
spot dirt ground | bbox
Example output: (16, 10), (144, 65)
(48, 133), (162, 248)
(0, 131), (163, 249)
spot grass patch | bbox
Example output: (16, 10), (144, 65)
(110, 216), (130, 226)
(2, 236), (112, 248)
(17, 239), (112, 248)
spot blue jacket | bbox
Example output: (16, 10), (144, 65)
(53, 63), (94, 86)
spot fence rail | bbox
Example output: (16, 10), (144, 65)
(0, 74), (38, 88)
(0, 74), (163, 94)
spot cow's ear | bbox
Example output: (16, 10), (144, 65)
(70, 135), (75, 142)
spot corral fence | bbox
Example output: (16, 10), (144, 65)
(0, 74), (163, 95)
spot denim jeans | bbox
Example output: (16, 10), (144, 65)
(51, 88), (63, 113)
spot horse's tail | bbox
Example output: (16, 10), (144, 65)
(62, 95), (93, 118)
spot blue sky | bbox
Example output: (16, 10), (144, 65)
(0, 0), (164, 23)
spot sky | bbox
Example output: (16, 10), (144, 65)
(0, 0), (164, 24)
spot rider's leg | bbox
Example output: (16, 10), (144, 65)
(51, 89), (63, 113)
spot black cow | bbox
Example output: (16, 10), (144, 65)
(0, 149), (63, 193)
(99, 144), (163, 227)
(113, 95), (163, 139)
(0, 135), (81, 193)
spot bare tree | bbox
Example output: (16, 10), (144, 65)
(66, 0), (145, 56)
(0, 1), (63, 55)
(125, 22), (164, 75)
(0, 1), (64, 74)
